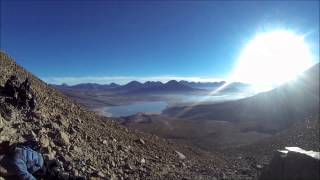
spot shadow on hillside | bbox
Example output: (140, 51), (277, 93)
(0, 86), (4, 96)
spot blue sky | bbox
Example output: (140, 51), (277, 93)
(1, 0), (319, 85)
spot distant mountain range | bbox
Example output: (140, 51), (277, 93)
(58, 82), (121, 91)
(180, 80), (226, 90)
(121, 80), (195, 94)
(53, 80), (251, 94)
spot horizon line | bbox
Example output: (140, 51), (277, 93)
(42, 76), (228, 86)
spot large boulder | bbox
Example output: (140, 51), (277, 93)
(260, 147), (320, 180)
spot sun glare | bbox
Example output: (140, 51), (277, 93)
(233, 30), (315, 92)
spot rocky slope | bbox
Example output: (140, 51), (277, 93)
(0, 51), (243, 179)
(220, 113), (319, 180)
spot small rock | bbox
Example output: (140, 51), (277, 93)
(0, 116), (4, 130)
(40, 136), (50, 147)
(32, 112), (42, 120)
(175, 150), (186, 160)
(125, 163), (133, 170)
(256, 164), (263, 169)
(66, 165), (72, 171)
(110, 173), (117, 180)
(72, 169), (79, 176)
(103, 140), (108, 145)
(111, 160), (116, 167)
(75, 118), (82, 123)
(85, 135), (92, 141)
(68, 126), (77, 134)
(89, 166), (97, 171)
(71, 146), (82, 153)
(62, 155), (72, 163)
(96, 171), (105, 178)
(50, 141), (56, 148)
(24, 130), (38, 141)
(39, 128), (47, 134)
(49, 122), (60, 130)
(136, 138), (145, 145)
(56, 131), (70, 146)
(56, 116), (69, 128)
(180, 162), (186, 167)
(60, 172), (70, 179)
(140, 158), (146, 164)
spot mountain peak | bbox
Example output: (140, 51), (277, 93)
(166, 80), (179, 84)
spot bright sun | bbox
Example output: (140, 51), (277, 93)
(233, 30), (315, 91)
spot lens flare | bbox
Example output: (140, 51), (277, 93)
(233, 30), (315, 92)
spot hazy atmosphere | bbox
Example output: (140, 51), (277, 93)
(0, 1), (319, 180)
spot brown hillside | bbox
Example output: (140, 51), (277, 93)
(0, 51), (231, 179)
